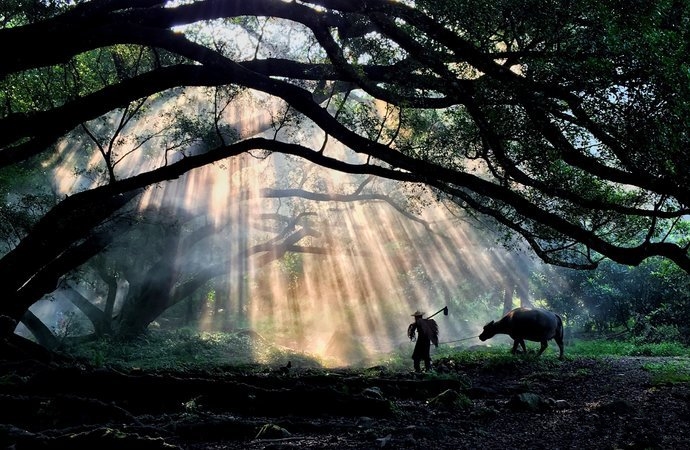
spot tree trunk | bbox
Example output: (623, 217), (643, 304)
(20, 310), (59, 349)
(516, 278), (533, 308)
(62, 286), (107, 336)
(502, 285), (513, 315)
(0, 189), (140, 330)
(101, 273), (118, 335)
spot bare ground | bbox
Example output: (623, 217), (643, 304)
(1, 345), (690, 450)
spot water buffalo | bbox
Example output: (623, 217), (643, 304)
(479, 307), (564, 359)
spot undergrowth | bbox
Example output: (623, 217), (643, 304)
(64, 328), (690, 374)
(66, 328), (322, 372)
(642, 360), (690, 385)
(566, 339), (690, 357)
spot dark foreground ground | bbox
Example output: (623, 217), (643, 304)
(1, 344), (690, 450)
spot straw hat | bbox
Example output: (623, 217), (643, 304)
(411, 310), (425, 317)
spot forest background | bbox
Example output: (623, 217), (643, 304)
(1, 0), (690, 367)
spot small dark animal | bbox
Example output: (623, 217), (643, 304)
(479, 307), (564, 359)
(279, 361), (291, 375)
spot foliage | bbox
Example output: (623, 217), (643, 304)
(61, 324), (690, 386)
(0, 163), (55, 255)
(3, 0), (690, 352)
(566, 338), (690, 358)
(52, 311), (89, 340)
(427, 389), (472, 411)
(0, 0), (67, 28)
(67, 328), (323, 371)
(534, 257), (690, 343)
(643, 360), (690, 385)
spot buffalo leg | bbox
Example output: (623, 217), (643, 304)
(555, 336), (564, 359)
(511, 340), (520, 354)
(511, 339), (527, 354)
(537, 340), (548, 356)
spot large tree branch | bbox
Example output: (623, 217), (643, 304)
(0, 61), (453, 164)
(5, 0), (679, 221)
(260, 188), (433, 232)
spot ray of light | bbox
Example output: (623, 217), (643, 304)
(44, 87), (538, 368)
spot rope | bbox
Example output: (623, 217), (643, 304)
(437, 335), (479, 345)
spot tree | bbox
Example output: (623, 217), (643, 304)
(22, 167), (445, 346)
(2, 0), (689, 336)
(534, 256), (690, 343)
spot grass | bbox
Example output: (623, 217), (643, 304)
(566, 339), (690, 357)
(642, 360), (690, 385)
(66, 328), (323, 372)
(63, 328), (690, 377)
(557, 338), (690, 386)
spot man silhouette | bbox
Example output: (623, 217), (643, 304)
(407, 310), (439, 372)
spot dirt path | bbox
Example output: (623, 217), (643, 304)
(1, 355), (689, 449)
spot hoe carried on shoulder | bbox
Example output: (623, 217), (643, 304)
(427, 306), (449, 319)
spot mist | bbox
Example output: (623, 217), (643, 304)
(24, 87), (543, 367)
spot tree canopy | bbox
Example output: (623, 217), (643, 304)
(1, 0), (690, 331)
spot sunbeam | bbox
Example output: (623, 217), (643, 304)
(38, 87), (541, 367)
